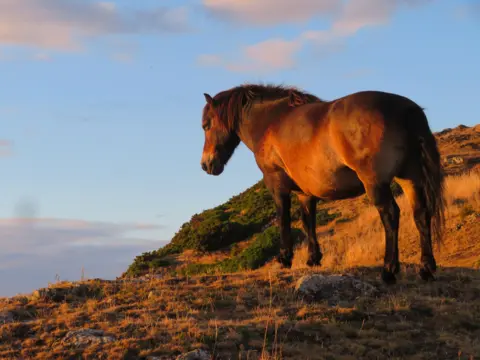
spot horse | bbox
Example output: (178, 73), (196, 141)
(199, 83), (445, 284)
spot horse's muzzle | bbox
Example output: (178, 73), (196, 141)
(201, 159), (224, 176)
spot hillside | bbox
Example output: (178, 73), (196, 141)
(0, 123), (479, 360)
(125, 123), (480, 278)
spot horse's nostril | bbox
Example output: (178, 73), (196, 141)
(201, 162), (207, 171)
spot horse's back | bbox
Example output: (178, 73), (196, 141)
(326, 90), (425, 181)
(257, 90), (428, 198)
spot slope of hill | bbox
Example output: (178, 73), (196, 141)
(0, 124), (478, 360)
(125, 123), (480, 278)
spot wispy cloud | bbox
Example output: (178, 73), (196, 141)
(0, 217), (165, 296)
(203, 0), (339, 26)
(0, 139), (13, 157)
(0, 0), (191, 51)
(197, 54), (224, 67)
(342, 68), (375, 79)
(200, 0), (434, 73)
(111, 52), (134, 64)
(32, 52), (52, 61)
(455, 1), (480, 20)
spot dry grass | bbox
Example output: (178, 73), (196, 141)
(1, 266), (479, 360)
(0, 125), (478, 360)
(291, 170), (480, 272)
(0, 171), (478, 359)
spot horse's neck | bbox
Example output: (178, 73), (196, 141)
(237, 97), (289, 152)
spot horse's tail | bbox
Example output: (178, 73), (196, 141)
(415, 108), (446, 249)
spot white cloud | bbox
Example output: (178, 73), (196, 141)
(32, 52), (51, 61)
(112, 52), (134, 63)
(225, 38), (302, 73)
(0, 139), (13, 157)
(203, 0), (339, 26)
(197, 54), (224, 67)
(0, 0), (191, 51)
(331, 0), (404, 36)
(0, 217), (166, 296)
(455, 2), (480, 20)
(200, 0), (434, 73)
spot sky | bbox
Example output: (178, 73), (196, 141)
(0, 0), (479, 297)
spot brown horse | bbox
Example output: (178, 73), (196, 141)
(200, 84), (445, 284)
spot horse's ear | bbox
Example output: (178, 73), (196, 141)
(204, 93), (214, 105)
(288, 91), (300, 107)
(288, 91), (305, 107)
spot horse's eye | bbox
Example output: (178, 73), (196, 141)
(203, 123), (211, 131)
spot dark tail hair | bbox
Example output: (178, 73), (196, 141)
(416, 111), (446, 249)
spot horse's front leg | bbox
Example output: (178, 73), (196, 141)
(264, 172), (294, 268)
(274, 192), (293, 268)
(298, 194), (322, 267)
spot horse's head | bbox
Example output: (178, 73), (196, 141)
(200, 93), (240, 176)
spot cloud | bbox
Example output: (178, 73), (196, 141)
(455, 2), (480, 20)
(200, 0), (434, 73)
(197, 54), (224, 67)
(203, 0), (339, 26)
(32, 52), (51, 61)
(111, 52), (134, 63)
(0, 0), (191, 51)
(227, 38), (302, 72)
(0, 139), (13, 157)
(342, 68), (375, 79)
(0, 217), (166, 297)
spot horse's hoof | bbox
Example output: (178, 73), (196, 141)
(306, 255), (322, 267)
(419, 267), (436, 282)
(393, 262), (401, 274)
(306, 250), (322, 267)
(306, 259), (321, 267)
(381, 269), (397, 285)
(277, 255), (292, 269)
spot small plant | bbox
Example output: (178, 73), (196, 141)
(390, 181), (404, 197)
(316, 208), (342, 226)
(179, 227), (305, 276)
(460, 204), (476, 221)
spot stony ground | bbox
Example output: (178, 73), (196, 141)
(1, 264), (480, 360)
(1, 124), (478, 360)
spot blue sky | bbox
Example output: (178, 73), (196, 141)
(0, 0), (479, 296)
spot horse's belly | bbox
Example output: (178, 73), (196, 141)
(294, 166), (366, 200)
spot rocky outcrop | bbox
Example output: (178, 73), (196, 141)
(176, 349), (211, 360)
(294, 274), (378, 306)
(0, 310), (14, 324)
(61, 329), (115, 347)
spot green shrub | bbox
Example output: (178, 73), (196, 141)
(460, 204), (476, 221)
(179, 227), (304, 276)
(125, 180), (340, 277)
(316, 208), (342, 226)
(390, 181), (404, 197)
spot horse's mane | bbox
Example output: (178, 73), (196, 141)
(212, 83), (321, 131)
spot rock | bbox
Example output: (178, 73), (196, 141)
(61, 329), (115, 347)
(176, 349), (211, 360)
(444, 155), (464, 165)
(0, 310), (14, 324)
(464, 212), (480, 224)
(29, 283), (102, 302)
(294, 274), (377, 306)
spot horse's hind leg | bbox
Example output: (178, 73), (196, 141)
(298, 194), (322, 266)
(395, 178), (436, 281)
(364, 181), (401, 284)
